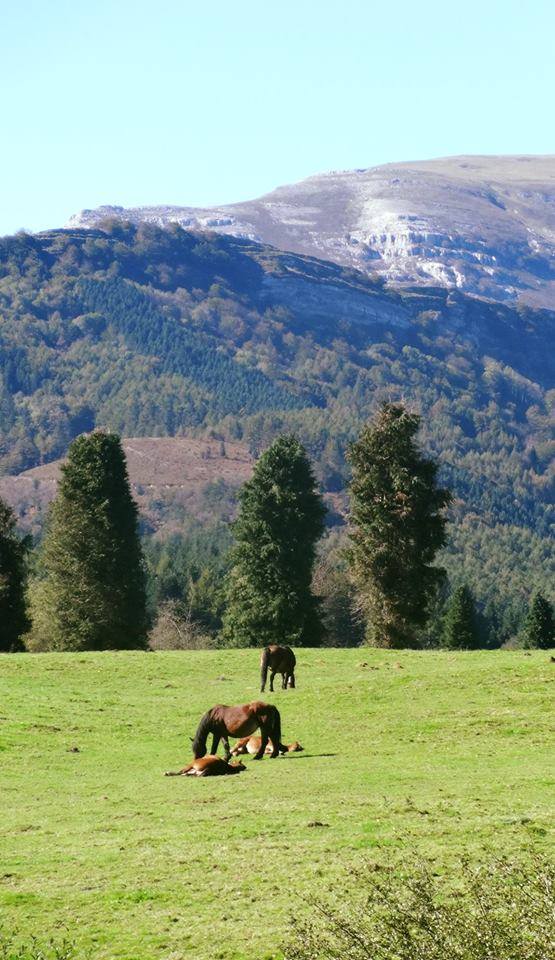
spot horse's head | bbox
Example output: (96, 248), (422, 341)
(229, 760), (246, 773)
(191, 710), (213, 758)
(190, 734), (207, 759)
(288, 741), (304, 752)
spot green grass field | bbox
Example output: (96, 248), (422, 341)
(1, 649), (554, 959)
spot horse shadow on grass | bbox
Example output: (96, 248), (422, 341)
(278, 752), (337, 760)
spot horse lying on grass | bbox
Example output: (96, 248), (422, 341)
(165, 756), (246, 777)
(230, 736), (304, 756)
(191, 701), (282, 760)
(260, 644), (296, 692)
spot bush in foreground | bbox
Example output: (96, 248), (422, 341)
(0, 931), (80, 960)
(285, 856), (555, 960)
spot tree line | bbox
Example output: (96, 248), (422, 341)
(1, 404), (553, 653)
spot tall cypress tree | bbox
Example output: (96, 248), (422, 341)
(0, 497), (30, 651)
(441, 584), (480, 649)
(522, 591), (554, 649)
(222, 435), (326, 647)
(347, 404), (451, 648)
(34, 432), (148, 650)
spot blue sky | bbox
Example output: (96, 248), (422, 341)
(1, 0), (554, 235)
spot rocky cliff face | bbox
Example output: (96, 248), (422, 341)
(68, 155), (555, 308)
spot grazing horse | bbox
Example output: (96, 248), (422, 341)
(165, 755), (246, 777)
(231, 736), (304, 756)
(191, 701), (282, 760)
(260, 645), (296, 692)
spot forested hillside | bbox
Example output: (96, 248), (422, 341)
(0, 220), (553, 629)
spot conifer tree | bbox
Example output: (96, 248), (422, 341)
(0, 497), (30, 651)
(441, 584), (480, 649)
(522, 591), (554, 649)
(222, 435), (326, 647)
(347, 404), (451, 648)
(33, 432), (148, 650)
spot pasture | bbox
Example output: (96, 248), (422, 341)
(1, 649), (554, 960)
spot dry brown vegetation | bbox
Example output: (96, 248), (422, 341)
(0, 436), (253, 535)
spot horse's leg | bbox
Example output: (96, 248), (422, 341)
(254, 727), (268, 759)
(222, 736), (231, 762)
(269, 671), (275, 693)
(211, 733), (221, 756)
(165, 765), (191, 776)
(282, 672), (287, 690)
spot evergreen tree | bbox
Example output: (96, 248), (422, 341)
(441, 584), (480, 649)
(222, 435), (326, 647)
(0, 497), (30, 651)
(347, 404), (451, 648)
(522, 591), (554, 649)
(33, 432), (148, 650)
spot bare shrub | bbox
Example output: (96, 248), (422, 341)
(285, 856), (555, 960)
(148, 600), (218, 650)
(313, 538), (364, 647)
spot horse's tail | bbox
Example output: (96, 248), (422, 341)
(191, 709), (213, 758)
(269, 705), (282, 750)
(260, 647), (270, 692)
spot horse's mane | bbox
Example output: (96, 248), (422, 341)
(191, 708), (216, 757)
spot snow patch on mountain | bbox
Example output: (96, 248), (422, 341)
(68, 155), (555, 308)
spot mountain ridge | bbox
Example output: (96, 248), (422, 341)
(68, 155), (555, 309)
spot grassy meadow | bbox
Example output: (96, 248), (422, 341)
(1, 648), (554, 959)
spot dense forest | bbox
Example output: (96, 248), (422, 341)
(0, 220), (553, 637)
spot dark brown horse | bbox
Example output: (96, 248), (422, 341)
(191, 701), (282, 760)
(260, 645), (296, 692)
(165, 755), (246, 777)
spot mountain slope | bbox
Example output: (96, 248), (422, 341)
(0, 220), (553, 621)
(0, 436), (253, 537)
(69, 155), (555, 308)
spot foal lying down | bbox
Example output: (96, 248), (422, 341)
(165, 756), (246, 777)
(231, 736), (304, 756)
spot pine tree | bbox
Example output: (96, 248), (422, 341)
(347, 404), (451, 648)
(33, 432), (148, 650)
(522, 591), (554, 649)
(222, 435), (326, 647)
(0, 497), (30, 651)
(441, 584), (480, 649)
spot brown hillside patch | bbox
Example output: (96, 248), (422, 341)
(0, 436), (253, 534)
